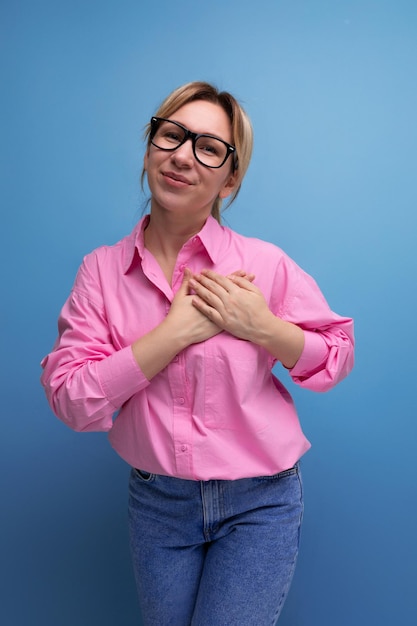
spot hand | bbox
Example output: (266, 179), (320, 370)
(228, 269), (256, 282)
(189, 269), (272, 342)
(166, 269), (222, 346)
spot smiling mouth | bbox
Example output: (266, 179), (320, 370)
(163, 171), (193, 185)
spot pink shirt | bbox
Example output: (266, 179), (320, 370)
(41, 216), (354, 480)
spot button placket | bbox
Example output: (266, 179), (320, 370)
(168, 351), (193, 476)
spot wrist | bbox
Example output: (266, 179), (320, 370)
(251, 312), (305, 369)
(160, 316), (192, 353)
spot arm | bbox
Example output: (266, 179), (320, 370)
(132, 269), (256, 378)
(41, 267), (222, 431)
(189, 271), (304, 368)
(40, 278), (148, 432)
(189, 267), (354, 391)
(131, 269), (221, 379)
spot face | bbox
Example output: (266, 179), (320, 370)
(144, 100), (237, 222)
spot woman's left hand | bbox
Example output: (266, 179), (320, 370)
(189, 269), (273, 343)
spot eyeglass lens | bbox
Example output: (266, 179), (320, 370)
(151, 120), (230, 168)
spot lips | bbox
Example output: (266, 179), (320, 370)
(163, 171), (193, 185)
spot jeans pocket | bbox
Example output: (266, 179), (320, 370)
(134, 468), (156, 482)
(256, 463), (299, 482)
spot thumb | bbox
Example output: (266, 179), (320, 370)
(177, 267), (192, 295)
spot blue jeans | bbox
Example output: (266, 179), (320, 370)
(128, 465), (303, 626)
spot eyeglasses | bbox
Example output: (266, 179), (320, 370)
(149, 117), (237, 169)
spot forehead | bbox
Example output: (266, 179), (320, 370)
(169, 100), (232, 141)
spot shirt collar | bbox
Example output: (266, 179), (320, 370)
(122, 215), (149, 274)
(193, 215), (224, 263)
(122, 214), (225, 274)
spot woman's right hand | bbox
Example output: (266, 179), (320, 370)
(131, 269), (221, 380)
(131, 268), (253, 380)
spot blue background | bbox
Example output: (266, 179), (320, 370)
(2, 1), (416, 624)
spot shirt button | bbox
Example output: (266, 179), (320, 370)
(181, 445), (188, 452)
(179, 264), (186, 271)
(172, 356), (179, 363)
(178, 397), (185, 405)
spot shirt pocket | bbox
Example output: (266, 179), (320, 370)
(203, 333), (269, 431)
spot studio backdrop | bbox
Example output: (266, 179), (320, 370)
(2, 1), (416, 624)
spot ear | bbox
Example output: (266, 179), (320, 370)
(218, 170), (238, 199)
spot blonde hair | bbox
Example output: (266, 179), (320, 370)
(141, 81), (253, 222)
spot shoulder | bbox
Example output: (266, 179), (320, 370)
(80, 223), (140, 275)
(221, 224), (291, 266)
(71, 224), (140, 298)
(220, 224), (316, 301)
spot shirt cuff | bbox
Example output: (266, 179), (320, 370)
(97, 346), (150, 408)
(290, 330), (329, 378)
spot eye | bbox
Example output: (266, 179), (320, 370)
(196, 138), (222, 156)
(154, 121), (186, 145)
(162, 130), (182, 143)
(202, 144), (218, 155)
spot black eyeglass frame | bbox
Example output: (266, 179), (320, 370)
(149, 117), (238, 170)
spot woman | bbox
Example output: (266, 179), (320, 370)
(41, 81), (354, 625)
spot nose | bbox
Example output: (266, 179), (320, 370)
(171, 137), (195, 167)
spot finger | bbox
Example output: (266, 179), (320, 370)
(190, 276), (234, 311)
(198, 269), (235, 293)
(229, 270), (256, 283)
(189, 277), (224, 308)
(192, 296), (223, 326)
(177, 267), (192, 296)
(226, 274), (259, 291)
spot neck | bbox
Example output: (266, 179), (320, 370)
(144, 210), (208, 258)
(143, 210), (210, 285)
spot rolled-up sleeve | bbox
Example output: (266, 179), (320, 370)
(290, 322), (354, 391)
(275, 256), (354, 391)
(40, 257), (149, 432)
